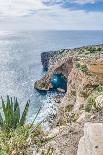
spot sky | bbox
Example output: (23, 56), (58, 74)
(0, 0), (103, 31)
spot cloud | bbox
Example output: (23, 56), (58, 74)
(0, 0), (46, 17)
(72, 0), (96, 4)
(42, 0), (99, 5)
(0, 5), (103, 31)
(0, 0), (102, 30)
(0, 0), (102, 17)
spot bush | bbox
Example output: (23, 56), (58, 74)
(80, 65), (88, 73)
(75, 62), (80, 68)
(97, 48), (102, 51)
(0, 96), (29, 132)
(85, 96), (102, 113)
(85, 97), (95, 112)
(88, 47), (96, 53)
(0, 96), (52, 155)
(0, 124), (48, 155)
(95, 85), (103, 92)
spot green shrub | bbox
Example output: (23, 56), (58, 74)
(80, 65), (88, 73)
(95, 85), (103, 92)
(88, 47), (96, 53)
(0, 96), (52, 155)
(97, 48), (102, 51)
(0, 124), (48, 155)
(0, 96), (29, 132)
(85, 97), (95, 112)
(85, 96), (103, 113)
(75, 62), (80, 68)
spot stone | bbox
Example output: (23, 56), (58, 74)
(47, 127), (60, 139)
(95, 95), (103, 109)
(77, 123), (103, 155)
(57, 88), (65, 93)
(77, 112), (85, 123)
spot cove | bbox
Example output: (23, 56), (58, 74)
(51, 73), (67, 92)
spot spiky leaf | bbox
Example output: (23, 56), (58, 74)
(19, 101), (29, 126)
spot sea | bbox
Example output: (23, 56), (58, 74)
(0, 30), (103, 122)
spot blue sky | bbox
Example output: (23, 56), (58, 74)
(0, 0), (103, 31)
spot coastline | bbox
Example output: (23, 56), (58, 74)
(34, 44), (103, 154)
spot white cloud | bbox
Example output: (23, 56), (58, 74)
(42, 0), (98, 5)
(0, 0), (102, 17)
(0, 6), (103, 31)
(0, 0), (102, 30)
(72, 0), (96, 4)
(0, 0), (46, 17)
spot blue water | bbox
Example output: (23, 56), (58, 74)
(0, 30), (103, 121)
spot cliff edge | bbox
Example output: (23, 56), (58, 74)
(34, 44), (103, 155)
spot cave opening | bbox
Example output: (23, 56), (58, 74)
(51, 73), (67, 92)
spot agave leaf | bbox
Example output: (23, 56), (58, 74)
(13, 97), (20, 127)
(19, 101), (29, 126)
(1, 96), (7, 127)
(29, 106), (42, 129)
(5, 96), (13, 128)
(14, 97), (19, 112)
(30, 117), (46, 133)
(10, 97), (14, 122)
(1, 97), (6, 115)
(0, 96), (30, 131)
(0, 113), (3, 128)
(13, 105), (20, 129)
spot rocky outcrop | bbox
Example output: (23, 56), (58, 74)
(61, 67), (103, 112)
(34, 56), (73, 91)
(35, 44), (103, 92)
(41, 49), (68, 71)
(77, 123), (103, 155)
(41, 52), (50, 71)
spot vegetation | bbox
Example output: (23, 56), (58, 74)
(88, 47), (96, 53)
(85, 95), (103, 113)
(85, 97), (95, 112)
(95, 85), (103, 92)
(0, 96), (53, 155)
(75, 61), (88, 73)
(0, 96), (29, 132)
(80, 65), (88, 73)
(75, 62), (80, 68)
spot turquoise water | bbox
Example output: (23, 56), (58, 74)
(0, 30), (103, 121)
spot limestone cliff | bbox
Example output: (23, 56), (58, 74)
(34, 44), (103, 155)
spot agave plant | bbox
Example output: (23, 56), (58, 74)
(0, 96), (29, 131)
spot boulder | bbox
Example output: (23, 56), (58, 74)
(77, 123), (103, 155)
(57, 88), (65, 93)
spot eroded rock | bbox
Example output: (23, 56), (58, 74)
(77, 123), (103, 155)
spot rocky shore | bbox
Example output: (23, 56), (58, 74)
(34, 44), (103, 155)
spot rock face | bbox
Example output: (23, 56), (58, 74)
(62, 67), (103, 112)
(41, 52), (50, 71)
(41, 50), (67, 71)
(34, 56), (73, 91)
(34, 44), (103, 155)
(77, 123), (103, 155)
(35, 44), (103, 92)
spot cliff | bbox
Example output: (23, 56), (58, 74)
(34, 44), (103, 92)
(34, 44), (103, 155)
